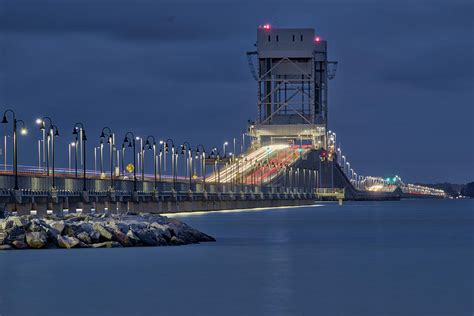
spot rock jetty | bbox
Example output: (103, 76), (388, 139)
(0, 213), (215, 250)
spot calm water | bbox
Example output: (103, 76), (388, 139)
(0, 200), (472, 316)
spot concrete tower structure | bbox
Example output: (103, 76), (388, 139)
(247, 25), (337, 149)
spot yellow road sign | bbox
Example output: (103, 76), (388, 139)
(126, 163), (134, 173)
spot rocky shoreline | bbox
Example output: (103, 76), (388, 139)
(0, 213), (215, 250)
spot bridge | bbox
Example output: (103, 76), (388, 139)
(0, 26), (446, 216)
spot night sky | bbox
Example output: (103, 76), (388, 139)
(0, 0), (472, 183)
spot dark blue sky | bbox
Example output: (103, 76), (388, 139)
(0, 0), (473, 183)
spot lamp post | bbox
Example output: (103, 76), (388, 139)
(38, 117), (58, 189)
(196, 144), (206, 186)
(145, 136), (157, 192)
(100, 127), (114, 189)
(73, 123), (87, 191)
(123, 132), (137, 192)
(223, 141), (228, 158)
(158, 140), (164, 182)
(94, 146), (98, 174)
(164, 139), (175, 190)
(1, 110), (27, 190)
(135, 136), (144, 181)
(35, 118), (45, 171)
(121, 143), (125, 177)
(188, 149), (199, 191)
(181, 142), (192, 183)
(68, 142), (75, 171)
(209, 148), (221, 190)
(233, 138), (236, 158)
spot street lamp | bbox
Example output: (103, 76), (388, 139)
(196, 144), (206, 186)
(38, 117), (58, 189)
(158, 140), (164, 181)
(68, 142), (75, 171)
(181, 141), (192, 183)
(100, 127), (115, 189)
(209, 148), (221, 189)
(223, 141), (228, 158)
(135, 136), (144, 181)
(164, 139), (175, 190)
(123, 132), (137, 192)
(188, 149), (199, 191)
(1, 109), (27, 190)
(145, 136), (157, 192)
(73, 123), (87, 191)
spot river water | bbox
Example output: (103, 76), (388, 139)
(0, 199), (472, 316)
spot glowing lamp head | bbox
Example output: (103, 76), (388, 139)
(20, 128), (28, 135)
(35, 118), (43, 125)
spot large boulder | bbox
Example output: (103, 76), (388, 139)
(0, 244), (12, 250)
(6, 226), (25, 244)
(25, 219), (44, 232)
(109, 222), (129, 234)
(44, 226), (60, 242)
(10, 216), (27, 228)
(50, 221), (65, 234)
(170, 236), (185, 246)
(79, 222), (94, 234)
(129, 222), (147, 232)
(63, 223), (84, 237)
(57, 235), (80, 249)
(76, 231), (92, 244)
(150, 222), (172, 240)
(26, 231), (48, 249)
(12, 240), (28, 249)
(92, 223), (113, 241)
(112, 229), (133, 247)
(126, 230), (141, 245)
(0, 232), (7, 245)
(4, 216), (26, 230)
(133, 228), (158, 246)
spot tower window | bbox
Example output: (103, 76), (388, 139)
(276, 35), (279, 42)
(268, 35), (271, 42)
(292, 35), (295, 42)
(300, 35), (303, 41)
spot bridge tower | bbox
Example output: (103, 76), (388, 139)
(247, 25), (337, 149)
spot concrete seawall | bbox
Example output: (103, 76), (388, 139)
(3, 197), (317, 216)
(0, 175), (316, 216)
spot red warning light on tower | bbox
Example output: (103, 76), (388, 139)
(315, 36), (321, 43)
(260, 24), (271, 30)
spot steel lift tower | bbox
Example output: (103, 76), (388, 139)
(247, 25), (337, 149)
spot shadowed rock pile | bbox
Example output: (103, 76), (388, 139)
(0, 213), (215, 250)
